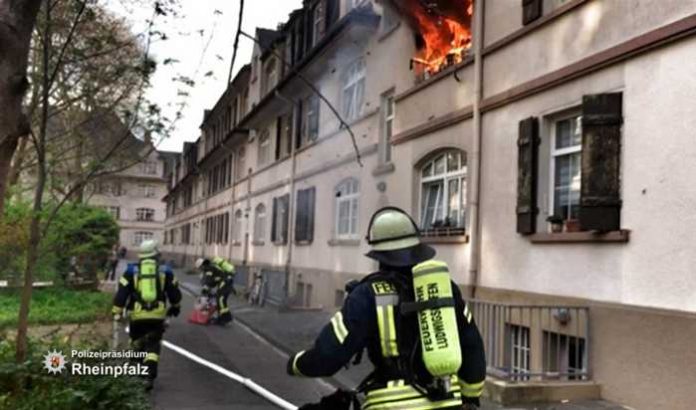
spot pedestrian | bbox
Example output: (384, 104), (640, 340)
(112, 239), (182, 390)
(287, 207), (487, 410)
(106, 244), (119, 282)
(195, 256), (235, 325)
(119, 246), (127, 259)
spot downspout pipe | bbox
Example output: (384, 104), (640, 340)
(467, 0), (485, 299)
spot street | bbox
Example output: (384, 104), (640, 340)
(149, 278), (334, 410)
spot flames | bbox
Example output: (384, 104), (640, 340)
(390, 0), (474, 77)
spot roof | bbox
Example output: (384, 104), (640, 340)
(256, 28), (282, 51)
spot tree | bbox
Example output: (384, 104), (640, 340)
(0, 0), (44, 216)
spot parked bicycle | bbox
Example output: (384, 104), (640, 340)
(248, 273), (266, 307)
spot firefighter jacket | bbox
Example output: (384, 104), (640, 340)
(112, 260), (182, 321)
(288, 269), (486, 409)
(201, 264), (234, 291)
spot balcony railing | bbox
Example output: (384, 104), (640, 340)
(466, 300), (591, 381)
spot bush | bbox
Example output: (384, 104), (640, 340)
(0, 338), (151, 410)
(0, 288), (112, 331)
(0, 201), (119, 285)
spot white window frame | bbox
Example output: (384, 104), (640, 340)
(234, 210), (244, 243)
(312, 1), (325, 46)
(106, 206), (120, 220)
(419, 150), (467, 232)
(510, 325), (531, 379)
(335, 178), (360, 239)
(380, 91), (395, 164)
(342, 58), (366, 121)
(254, 204), (266, 242)
(236, 146), (246, 180)
(136, 208), (155, 222)
(548, 114), (582, 222)
(133, 231), (153, 246)
(258, 129), (271, 167)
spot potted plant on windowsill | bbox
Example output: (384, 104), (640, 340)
(564, 218), (581, 232)
(546, 215), (564, 233)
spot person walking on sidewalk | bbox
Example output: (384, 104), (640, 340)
(112, 239), (182, 390)
(287, 207), (487, 410)
(106, 244), (119, 282)
(195, 257), (235, 325)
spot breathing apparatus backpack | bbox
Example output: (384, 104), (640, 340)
(137, 258), (161, 310)
(405, 260), (462, 399)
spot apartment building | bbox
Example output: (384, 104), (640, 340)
(88, 140), (175, 255)
(163, 1), (696, 408)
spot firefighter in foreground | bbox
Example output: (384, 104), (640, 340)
(112, 240), (182, 390)
(288, 207), (486, 409)
(195, 256), (235, 325)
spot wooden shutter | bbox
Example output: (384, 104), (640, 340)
(522, 0), (542, 25)
(281, 194), (289, 243)
(516, 117), (539, 234)
(271, 197), (278, 242)
(326, 0), (339, 30)
(275, 116), (282, 160)
(580, 93), (623, 232)
(306, 187), (315, 242)
(295, 100), (304, 150)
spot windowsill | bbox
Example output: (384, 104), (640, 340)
(295, 240), (313, 246)
(232, 241), (242, 247)
(528, 230), (630, 244)
(273, 241), (288, 246)
(252, 241), (265, 246)
(422, 235), (469, 245)
(327, 238), (361, 247)
(372, 162), (395, 176)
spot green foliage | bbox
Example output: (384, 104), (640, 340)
(0, 201), (119, 284)
(0, 339), (151, 410)
(0, 288), (112, 330)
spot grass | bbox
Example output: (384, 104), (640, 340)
(0, 288), (112, 330)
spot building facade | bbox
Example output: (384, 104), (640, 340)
(162, 1), (696, 408)
(89, 145), (175, 256)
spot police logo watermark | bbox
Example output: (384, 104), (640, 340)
(43, 350), (66, 374)
(42, 349), (149, 377)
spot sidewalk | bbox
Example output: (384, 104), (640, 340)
(176, 271), (628, 410)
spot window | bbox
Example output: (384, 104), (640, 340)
(380, 2), (399, 34)
(550, 115), (582, 221)
(136, 208), (155, 222)
(276, 113), (293, 160)
(295, 187), (316, 243)
(133, 231), (153, 246)
(139, 184), (156, 198)
(518, 93), (623, 235)
(305, 95), (320, 143)
(141, 161), (157, 175)
(342, 59), (366, 121)
(271, 194), (290, 244)
(254, 204), (266, 242)
(543, 331), (587, 380)
(380, 91), (395, 164)
(106, 206), (120, 220)
(419, 150), (467, 234)
(235, 146), (246, 180)
(335, 179), (359, 238)
(258, 129), (271, 167)
(312, 0), (325, 46)
(508, 325), (530, 380)
(262, 58), (278, 95)
(234, 209), (244, 243)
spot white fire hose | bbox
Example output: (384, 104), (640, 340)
(162, 340), (298, 410)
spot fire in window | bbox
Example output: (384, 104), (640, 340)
(389, 0), (474, 79)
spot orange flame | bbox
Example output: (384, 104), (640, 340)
(398, 0), (474, 76)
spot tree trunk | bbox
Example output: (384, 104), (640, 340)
(0, 0), (44, 218)
(15, 0), (49, 364)
(7, 134), (28, 188)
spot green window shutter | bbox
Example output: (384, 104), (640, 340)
(516, 117), (540, 234)
(580, 93), (623, 232)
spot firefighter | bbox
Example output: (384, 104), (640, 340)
(195, 256), (235, 325)
(287, 207), (486, 410)
(112, 239), (182, 390)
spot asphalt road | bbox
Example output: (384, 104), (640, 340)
(149, 285), (334, 410)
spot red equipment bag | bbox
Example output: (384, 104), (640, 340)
(187, 296), (212, 325)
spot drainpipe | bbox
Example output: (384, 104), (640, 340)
(284, 104), (299, 306)
(467, 0), (485, 299)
